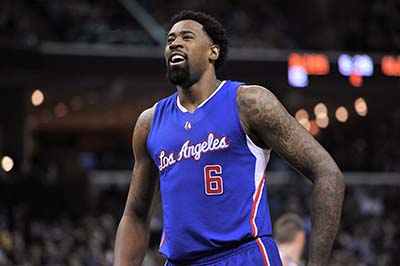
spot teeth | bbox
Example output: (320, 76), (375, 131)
(171, 54), (185, 62)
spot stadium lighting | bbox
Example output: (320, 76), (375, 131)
(353, 55), (374, 77)
(288, 66), (308, 87)
(381, 56), (400, 76)
(309, 120), (320, 136)
(295, 109), (309, 121)
(355, 98), (368, 117)
(1, 156), (14, 172)
(349, 73), (363, 87)
(288, 53), (329, 75)
(314, 103), (328, 118)
(316, 115), (329, 128)
(336, 106), (349, 123)
(338, 54), (373, 77)
(287, 53), (330, 87)
(31, 89), (44, 106)
(338, 54), (353, 76)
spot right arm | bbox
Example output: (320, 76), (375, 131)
(113, 107), (159, 266)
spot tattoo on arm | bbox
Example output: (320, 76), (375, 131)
(237, 86), (345, 266)
(237, 86), (333, 180)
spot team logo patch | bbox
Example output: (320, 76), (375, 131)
(184, 121), (192, 131)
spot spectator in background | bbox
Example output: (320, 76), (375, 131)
(274, 213), (306, 266)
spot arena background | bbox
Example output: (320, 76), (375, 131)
(0, 0), (399, 265)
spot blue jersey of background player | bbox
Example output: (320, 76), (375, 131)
(114, 10), (345, 266)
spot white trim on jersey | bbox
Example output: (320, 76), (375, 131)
(246, 135), (271, 236)
(176, 80), (227, 112)
(251, 178), (265, 236)
(246, 135), (270, 197)
(256, 238), (271, 266)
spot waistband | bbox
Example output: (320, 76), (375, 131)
(167, 235), (273, 266)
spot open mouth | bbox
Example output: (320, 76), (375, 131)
(169, 54), (186, 66)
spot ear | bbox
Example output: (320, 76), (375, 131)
(295, 231), (306, 253)
(209, 44), (220, 62)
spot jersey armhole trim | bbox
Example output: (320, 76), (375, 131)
(146, 102), (159, 155)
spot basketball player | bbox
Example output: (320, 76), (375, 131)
(274, 213), (306, 266)
(114, 10), (345, 266)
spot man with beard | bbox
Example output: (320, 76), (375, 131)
(113, 10), (345, 266)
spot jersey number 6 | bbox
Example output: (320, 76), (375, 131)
(204, 165), (224, 195)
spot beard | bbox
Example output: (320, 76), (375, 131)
(166, 63), (190, 86)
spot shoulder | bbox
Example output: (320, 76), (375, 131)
(134, 91), (177, 136)
(236, 84), (293, 137)
(236, 84), (283, 121)
(133, 104), (156, 141)
(236, 84), (276, 104)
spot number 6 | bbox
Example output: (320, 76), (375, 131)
(204, 165), (223, 195)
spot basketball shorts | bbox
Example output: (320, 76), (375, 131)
(164, 236), (282, 266)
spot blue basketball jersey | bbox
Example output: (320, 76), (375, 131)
(147, 80), (273, 262)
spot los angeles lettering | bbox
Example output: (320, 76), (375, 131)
(158, 132), (230, 171)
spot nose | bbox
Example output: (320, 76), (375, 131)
(168, 37), (183, 50)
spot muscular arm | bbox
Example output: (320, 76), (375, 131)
(113, 107), (159, 266)
(237, 86), (345, 266)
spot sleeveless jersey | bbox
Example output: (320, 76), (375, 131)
(147, 80), (272, 262)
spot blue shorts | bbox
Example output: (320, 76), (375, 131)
(164, 236), (282, 266)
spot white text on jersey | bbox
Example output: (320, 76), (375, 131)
(158, 132), (230, 171)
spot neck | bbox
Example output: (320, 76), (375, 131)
(176, 68), (220, 113)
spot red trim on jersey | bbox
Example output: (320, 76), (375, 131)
(256, 238), (269, 266)
(250, 176), (265, 236)
(159, 231), (166, 249)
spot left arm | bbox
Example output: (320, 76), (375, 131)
(237, 85), (345, 266)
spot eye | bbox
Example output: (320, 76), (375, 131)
(167, 37), (175, 44)
(183, 35), (193, 40)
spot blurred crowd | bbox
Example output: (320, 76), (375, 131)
(0, 212), (115, 266)
(321, 109), (400, 172)
(0, 0), (399, 51)
(332, 186), (399, 266)
(0, 180), (399, 266)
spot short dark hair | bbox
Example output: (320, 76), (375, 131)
(274, 213), (305, 244)
(170, 10), (229, 72)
